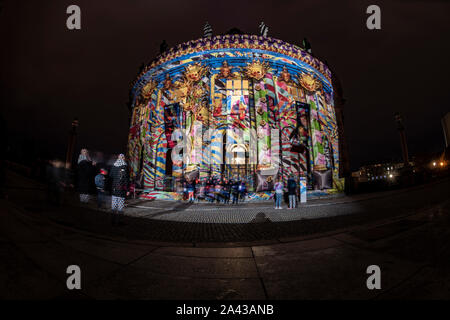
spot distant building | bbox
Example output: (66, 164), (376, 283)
(352, 161), (413, 183)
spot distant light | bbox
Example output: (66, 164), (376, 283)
(440, 162), (444, 167)
(433, 162), (436, 166)
(389, 174), (393, 178)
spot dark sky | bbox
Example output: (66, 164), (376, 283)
(1, 0), (449, 170)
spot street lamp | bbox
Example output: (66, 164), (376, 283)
(65, 117), (78, 169)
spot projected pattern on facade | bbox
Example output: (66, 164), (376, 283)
(127, 34), (343, 195)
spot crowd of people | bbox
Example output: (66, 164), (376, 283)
(46, 149), (130, 225)
(182, 177), (248, 204)
(181, 174), (300, 209)
(44, 148), (303, 223)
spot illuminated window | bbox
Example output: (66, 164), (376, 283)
(287, 86), (304, 101)
(226, 80), (249, 96)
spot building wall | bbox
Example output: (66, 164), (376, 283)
(127, 36), (341, 192)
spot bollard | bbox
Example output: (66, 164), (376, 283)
(300, 177), (307, 203)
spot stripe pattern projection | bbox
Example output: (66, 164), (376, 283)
(153, 90), (168, 190)
(275, 80), (299, 183)
(165, 103), (183, 179)
(127, 107), (141, 179)
(306, 92), (326, 169)
(297, 107), (309, 175)
(316, 93), (331, 169)
(210, 76), (227, 178)
(199, 75), (211, 180)
(226, 80), (250, 177)
(128, 94), (153, 185)
(263, 73), (277, 130)
(253, 78), (271, 167)
(319, 92), (339, 172)
(143, 92), (158, 190)
(128, 47), (339, 194)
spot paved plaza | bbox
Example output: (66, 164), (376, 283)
(1, 171), (450, 299)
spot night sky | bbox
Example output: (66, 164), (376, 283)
(1, 0), (449, 170)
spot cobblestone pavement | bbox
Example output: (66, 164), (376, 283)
(2, 185), (450, 299)
(2, 171), (450, 299)
(3, 170), (450, 244)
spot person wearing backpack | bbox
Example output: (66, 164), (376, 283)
(287, 174), (297, 209)
(95, 168), (108, 209)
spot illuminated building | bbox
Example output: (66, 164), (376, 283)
(127, 30), (346, 199)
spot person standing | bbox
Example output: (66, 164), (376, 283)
(46, 159), (66, 206)
(231, 179), (239, 205)
(223, 179), (231, 204)
(214, 180), (222, 203)
(110, 154), (129, 225)
(182, 178), (188, 201)
(186, 179), (195, 203)
(287, 175), (297, 209)
(205, 178), (214, 202)
(77, 149), (93, 204)
(274, 178), (284, 209)
(239, 181), (247, 203)
(95, 168), (108, 209)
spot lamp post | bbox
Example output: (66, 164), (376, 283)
(65, 118), (78, 169)
(394, 112), (410, 167)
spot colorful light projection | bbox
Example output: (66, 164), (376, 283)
(127, 34), (342, 194)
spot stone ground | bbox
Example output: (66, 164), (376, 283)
(1, 170), (450, 299)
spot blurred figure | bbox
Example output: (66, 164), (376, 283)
(222, 179), (231, 204)
(231, 179), (239, 204)
(91, 151), (105, 170)
(205, 178), (215, 202)
(186, 179), (195, 203)
(214, 180), (223, 203)
(77, 148), (94, 204)
(274, 178), (284, 209)
(182, 178), (188, 201)
(287, 175), (297, 209)
(95, 168), (108, 209)
(238, 180), (247, 203)
(46, 159), (66, 206)
(110, 154), (129, 225)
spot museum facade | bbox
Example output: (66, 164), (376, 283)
(127, 32), (345, 200)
